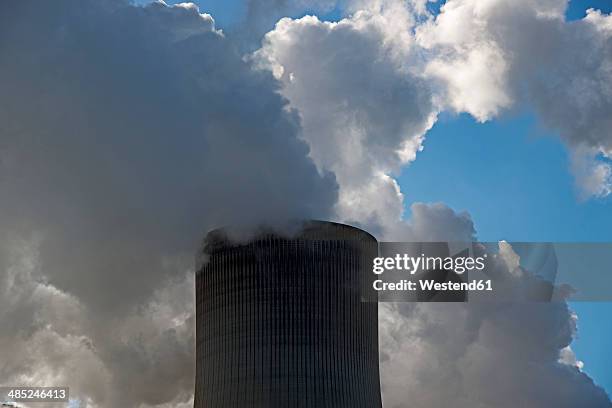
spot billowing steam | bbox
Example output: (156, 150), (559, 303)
(0, 0), (336, 406)
(1, 0), (611, 407)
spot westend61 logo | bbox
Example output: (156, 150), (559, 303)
(369, 252), (493, 297)
(367, 242), (612, 302)
(372, 253), (487, 275)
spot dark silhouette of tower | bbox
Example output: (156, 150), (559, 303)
(194, 221), (382, 408)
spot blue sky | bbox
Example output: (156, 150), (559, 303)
(152, 0), (612, 28)
(143, 0), (612, 397)
(399, 113), (612, 242)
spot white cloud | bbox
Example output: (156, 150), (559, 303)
(417, 0), (612, 197)
(570, 146), (612, 199)
(378, 214), (610, 407)
(253, 8), (437, 237)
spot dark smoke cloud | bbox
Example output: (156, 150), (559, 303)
(0, 0), (336, 406)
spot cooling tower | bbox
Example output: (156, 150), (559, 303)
(194, 221), (382, 408)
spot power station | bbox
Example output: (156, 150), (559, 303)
(194, 221), (382, 407)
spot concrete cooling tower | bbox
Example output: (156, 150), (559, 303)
(194, 221), (382, 408)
